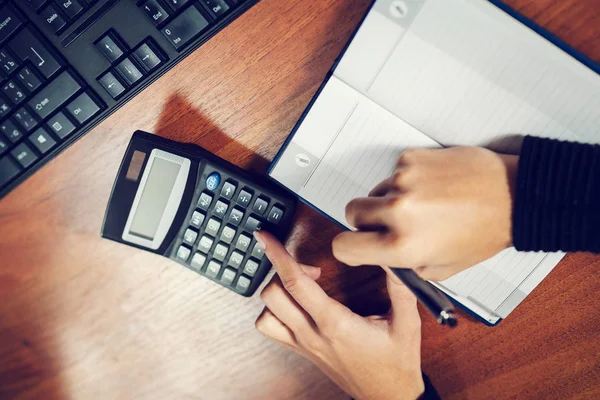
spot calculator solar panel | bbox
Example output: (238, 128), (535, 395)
(0, 0), (258, 199)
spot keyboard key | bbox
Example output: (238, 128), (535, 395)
(0, 156), (20, 187)
(267, 206), (284, 224)
(213, 243), (228, 261)
(11, 143), (38, 168)
(0, 135), (7, 155)
(205, 260), (221, 278)
(16, 67), (43, 92)
(163, 0), (191, 12)
(221, 181), (236, 200)
(183, 227), (198, 245)
(228, 250), (243, 269)
(28, 127), (56, 154)
(95, 32), (126, 63)
(236, 189), (252, 207)
(221, 267), (236, 286)
(1, 119), (22, 143)
(28, 70), (81, 119)
(61, 0), (120, 47)
(2, 80), (26, 104)
(55, 0), (84, 20)
(132, 42), (164, 72)
(98, 71), (126, 99)
(213, 200), (228, 218)
(228, 207), (243, 226)
(0, 96), (10, 117)
(243, 259), (259, 277)
(65, 92), (102, 124)
(205, 217), (221, 236)
(9, 28), (63, 78)
(206, 171), (220, 191)
(251, 242), (264, 260)
(198, 235), (213, 253)
(253, 197), (268, 215)
(197, 192), (212, 210)
(190, 210), (205, 228)
(0, 5), (24, 44)
(176, 245), (191, 261)
(162, 6), (210, 51)
(0, 50), (19, 74)
(27, 0), (50, 12)
(236, 275), (251, 293)
(244, 216), (261, 232)
(201, 0), (230, 19)
(13, 108), (38, 132)
(220, 225), (235, 244)
(40, 4), (67, 34)
(47, 112), (76, 139)
(190, 252), (206, 270)
(235, 233), (251, 251)
(141, 0), (170, 26)
(115, 58), (144, 86)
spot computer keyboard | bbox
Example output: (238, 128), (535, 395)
(0, 0), (258, 198)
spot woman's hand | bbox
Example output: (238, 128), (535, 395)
(254, 231), (424, 400)
(332, 147), (519, 281)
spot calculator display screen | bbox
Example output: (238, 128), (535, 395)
(129, 157), (182, 240)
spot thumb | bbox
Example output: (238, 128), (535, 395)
(384, 269), (421, 332)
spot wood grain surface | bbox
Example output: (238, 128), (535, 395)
(1, 0), (599, 399)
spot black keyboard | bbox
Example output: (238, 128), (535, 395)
(0, 0), (257, 198)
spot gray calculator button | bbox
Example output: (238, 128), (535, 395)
(176, 245), (191, 261)
(183, 228), (198, 245)
(220, 225), (236, 244)
(190, 211), (205, 228)
(214, 200), (228, 218)
(214, 243), (229, 261)
(221, 181), (236, 200)
(253, 197), (269, 215)
(243, 259), (259, 277)
(205, 218), (221, 237)
(251, 242), (265, 260)
(228, 250), (244, 269)
(190, 253), (207, 270)
(228, 207), (244, 226)
(197, 192), (213, 210)
(198, 235), (214, 253)
(244, 216), (262, 232)
(236, 189), (252, 208)
(267, 206), (284, 224)
(236, 275), (251, 293)
(236, 233), (251, 251)
(206, 260), (222, 278)
(221, 268), (236, 286)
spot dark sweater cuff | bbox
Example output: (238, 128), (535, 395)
(513, 135), (600, 252)
(419, 373), (441, 400)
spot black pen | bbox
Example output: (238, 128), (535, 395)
(390, 267), (457, 327)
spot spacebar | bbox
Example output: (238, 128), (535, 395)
(62, 0), (120, 47)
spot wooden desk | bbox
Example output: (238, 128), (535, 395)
(1, 0), (599, 398)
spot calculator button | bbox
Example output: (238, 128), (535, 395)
(213, 243), (229, 261)
(183, 228), (198, 245)
(251, 242), (265, 260)
(228, 207), (244, 226)
(253, 197), (269, 215)
(236, 189), (252, 208)
(228, 251), (244, 269)
(267, 206), (284, 224)
(205, 218), (221, 237)
(197, 192), (213, 210)
(244, 216), (262, 232)
(220, 225), (236, 244)
(221, 268), (236, 286)
(214, 200), (228, 218)
(221, 181), (236, 200)
(243, 259), (259, 277)
(176, 245), (191, 261)
(236, 276), (251, 293)
(236, 233), (251, 252)
(190, 252), (206, 270)
(198, 235), (214, 253)
(190, 210), (206, 228)
(206, 172), (221, 191)
(205, 260), (222, 278)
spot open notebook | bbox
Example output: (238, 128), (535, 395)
(268, 0), (600, 325)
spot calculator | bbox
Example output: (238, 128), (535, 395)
(102, 131), (296, 296)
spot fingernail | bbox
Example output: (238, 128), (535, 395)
(253, 231), (266, 251)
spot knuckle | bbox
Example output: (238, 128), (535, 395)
(399, 149), (419, 164)
(320, 312), (351, 342)
(255, 313), (273, 336)
(280, 276), (301, 297)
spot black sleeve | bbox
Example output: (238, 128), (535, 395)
(513, 135), (600, 252)
(419, 373), (441, 400)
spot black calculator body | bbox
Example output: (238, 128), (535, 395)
(102, 131), (296, 296)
